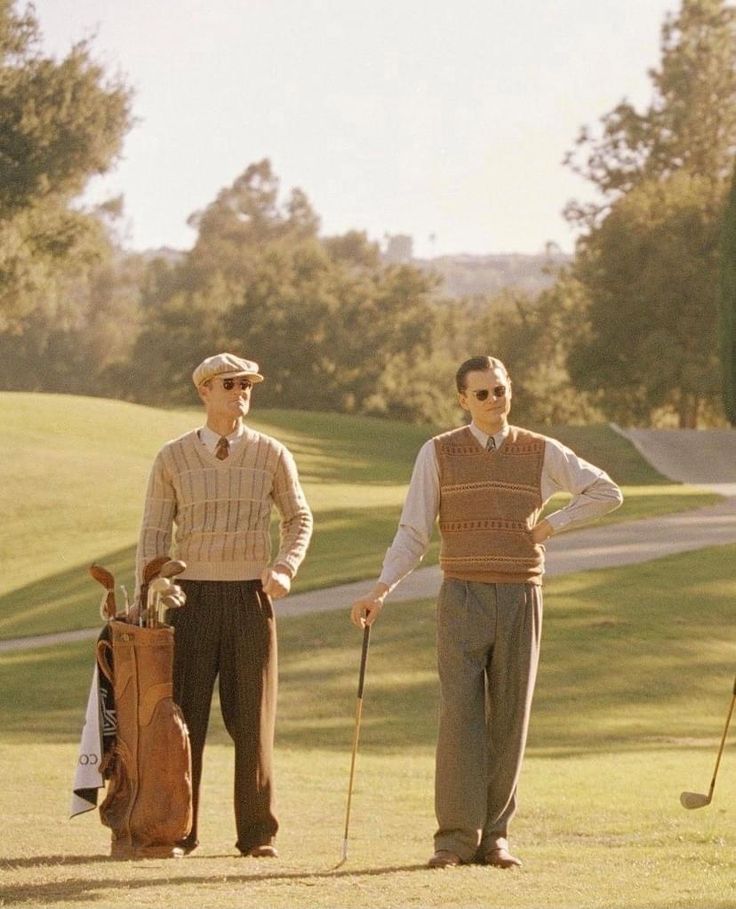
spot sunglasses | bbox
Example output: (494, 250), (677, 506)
(469, 385), (507, 402)
(220, 377), (253, 391)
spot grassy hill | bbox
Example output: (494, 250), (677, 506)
(0, 392), (718, 640)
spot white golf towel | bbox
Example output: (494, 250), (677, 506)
(70, 663), (105, 817)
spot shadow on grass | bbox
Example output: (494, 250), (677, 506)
(0, 503), (434, 640)
(3, 546), (736, 758)
(0, 544), (138, 640)
(0, 861), (432, 905)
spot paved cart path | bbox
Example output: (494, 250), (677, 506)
(3, 427), (736, 653)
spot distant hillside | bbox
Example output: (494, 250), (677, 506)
(139, 245), (570, 300)
(416, 251), (572, 299)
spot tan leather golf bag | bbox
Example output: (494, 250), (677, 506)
(96, 620), (193, 858)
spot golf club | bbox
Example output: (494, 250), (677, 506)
(334, 621), (372, 870)
(89, 564), (116, 621)
(145, 577), (172, 628)
(680, 674), (736, 810)
(158, 559), (187, 579)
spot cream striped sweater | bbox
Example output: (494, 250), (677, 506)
(135, 427), (313, 590)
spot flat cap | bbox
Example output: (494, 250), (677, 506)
(192, 352), (264, 388)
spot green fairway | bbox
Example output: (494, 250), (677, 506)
(0, 392), (719, 640)
(2, 545), (736, 907)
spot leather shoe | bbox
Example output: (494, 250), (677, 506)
(485, 847), (522, 869)
(244, 844), (278, 858)
(428, 850), (464, 868)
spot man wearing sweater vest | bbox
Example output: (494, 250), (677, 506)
(351, 355), (622, 869)
(136, 352), (313, 858)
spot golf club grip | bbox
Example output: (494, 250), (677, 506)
(357, 624), (371, 698)
(732, 675), (736, 697)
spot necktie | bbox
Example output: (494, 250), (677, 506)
(215, 436), (230, 460)
(486, 435), (496, 451)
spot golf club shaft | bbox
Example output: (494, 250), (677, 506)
(706, 677), (736, 799)
(341, 623), (371, 859)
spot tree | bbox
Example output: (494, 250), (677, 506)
(566, 0), (736, 226)
(185, 159), (320, 289)
(565, 0), (736, 426)
(0, 1), (132, 344)
(720, 158), (736, 426)
(130, 160), (443, 418)
(570, 173), (722, 426)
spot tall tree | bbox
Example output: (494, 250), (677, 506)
(569, 172), (722, 426)
(0, 1), (131, 335)
(720, 158), (736, 426)
(565, 0), (736, 426)
(566, 0), (736, 225)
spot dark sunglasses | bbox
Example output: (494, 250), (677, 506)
(470, 385), (507, 402)
(220, 377), (253, 391)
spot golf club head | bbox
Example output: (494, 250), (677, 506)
(330, 840), (349, 871)
(142, 555), (171, 584)
(148, 577), (173, 595)
(680, 790), (711, 810)
(89, 564), (115, 590)
(159, 559), (187, 579)
(89, 564), (116, 620)
(159, 592), (185, 610)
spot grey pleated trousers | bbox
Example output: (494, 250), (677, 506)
(434, 579), (543, 860)
(171, 579), (278, 853)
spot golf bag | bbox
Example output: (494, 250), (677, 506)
(94, 566), (192, 859)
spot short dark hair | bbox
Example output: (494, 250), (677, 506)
(455, 356), (509, 392)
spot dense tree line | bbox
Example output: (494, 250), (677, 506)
(1, 0), (735, 428)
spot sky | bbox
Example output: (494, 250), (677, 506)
(31, 0), (677, 258)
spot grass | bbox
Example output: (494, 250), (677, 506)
(0, 393), (719, 641)
(2, 545), (736, 907)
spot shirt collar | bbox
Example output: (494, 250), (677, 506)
(199, 423), (246, 452)
(469, 422), (509, 449)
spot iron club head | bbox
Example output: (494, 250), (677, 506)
(680, 790), (711, 810)
(159, 559), (187, 579)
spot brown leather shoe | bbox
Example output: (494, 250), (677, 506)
(245, 844), (279, 858)
(485, 847), (522, 869)
(428, 850), (464, 868)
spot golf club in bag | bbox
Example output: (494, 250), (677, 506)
(91, 558), (193, 858)
(335, 622), (372, 869)
(680, 674), (736, 810)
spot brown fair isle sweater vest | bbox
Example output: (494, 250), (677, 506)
(435, 425), (546, 585)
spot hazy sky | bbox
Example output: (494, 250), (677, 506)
(32, 0), (676, 257)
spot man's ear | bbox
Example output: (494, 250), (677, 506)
(457, 391), (469, 412)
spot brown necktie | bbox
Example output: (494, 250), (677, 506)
(486, 435), (496, 451)
(215, 436), (230, 460)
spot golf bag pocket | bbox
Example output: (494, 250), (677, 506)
(99, 740), (134, 830)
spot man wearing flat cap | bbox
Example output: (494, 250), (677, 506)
(135, 352), (313, 858)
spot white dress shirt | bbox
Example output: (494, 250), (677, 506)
(198, 423), (247, 454)
(378, 422), (623, 592)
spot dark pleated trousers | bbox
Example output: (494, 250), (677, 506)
(171, 579), (278, 853)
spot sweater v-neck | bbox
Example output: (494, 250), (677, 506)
(466, 424), (507, 454)
(193, 427), (254, 466)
